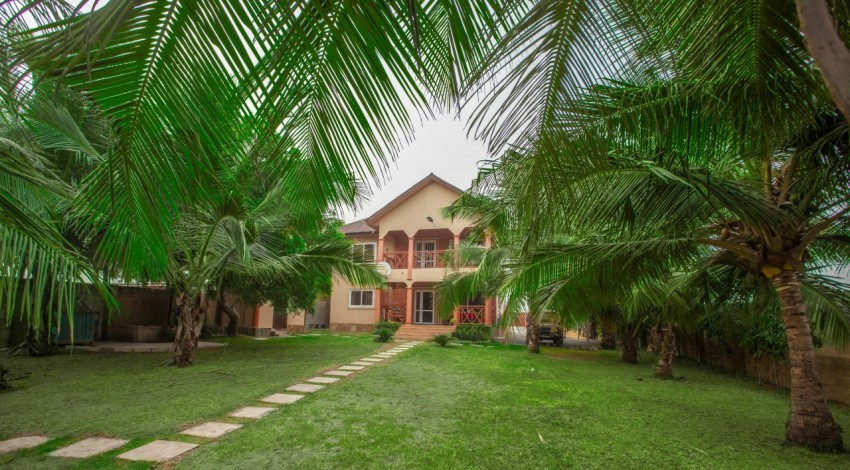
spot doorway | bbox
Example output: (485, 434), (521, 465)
(414, 290), (435, 324)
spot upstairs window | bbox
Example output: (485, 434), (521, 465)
(353, 242), (376, 260)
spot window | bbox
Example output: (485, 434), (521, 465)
(353, 242), (376, 260)
(349, 289), (375, 307)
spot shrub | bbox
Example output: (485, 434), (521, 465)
(433, 334), (451, 346)
(376, 319), (401, 332)
(452, 323), (491, 342)
(372, 320), (400, 343)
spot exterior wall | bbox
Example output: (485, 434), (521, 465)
(329, 278), (377, 329)
(99, 285), (174, 339)
(207, 295), (274, 336)
(376, 183), (470, 238)
(287, 311), (306, 333)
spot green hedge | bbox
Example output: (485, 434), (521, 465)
(452, 323), (491, 342)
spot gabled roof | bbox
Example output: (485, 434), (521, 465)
(339, 219), (377, 235)
(365, 173), (462, 226)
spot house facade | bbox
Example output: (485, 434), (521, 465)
(323, 174), (495, 335)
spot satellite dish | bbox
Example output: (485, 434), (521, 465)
(378, 261), (392, 276)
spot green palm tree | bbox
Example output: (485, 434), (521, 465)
(462, 0), (850, 450)
(1, 21), (115, 338)
(165, 151), (382, 366)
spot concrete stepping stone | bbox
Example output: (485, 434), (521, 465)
(181, 422), (241, 438)
(229, 406), (276, 419)
(306, 376), (340, 384)
(50, 437), (127, 458)
(286, 383), (324, 393)
(339, 365), (365, 371)
(349, 361), (373, 366)
(324, 370), (354, 377)
(261, 393), (305, 404)
(361, 358), (383, 362)
(118, 440), (198, 462)
(0, 436), (50, 454)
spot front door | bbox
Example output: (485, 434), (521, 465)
(414, 290), (435, 324)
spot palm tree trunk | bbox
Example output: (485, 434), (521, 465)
(600, 316), (617, 350)
(773, 270), (843, 451)
(586, 316), (598, 339)
(621, 322), (638, 364)
(219, 298), (240, 336)
(655, 323), (675, 379)
(796, 0), (850, 123)
(527, 315), (540, 354)
(174, 292), (205, 367)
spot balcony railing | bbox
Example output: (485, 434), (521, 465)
(457, 305), (485, 324)
(414, 250), (448, 268)
(384, 252), (408, 269)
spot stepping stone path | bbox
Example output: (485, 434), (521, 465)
(50, 437), (127, 458)
(0, 436), (50, 454)
(306, 376), (340, 384)
(118, 440), (198, 462)
(261, 393), (305, 404)
(181, 422), (242, 438)
(3, 341), (421, 465)
(230, 406), (276, 419)
(286, 383), (324, 393)
(324, 370), (354, 377)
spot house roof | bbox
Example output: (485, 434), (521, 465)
(339, 219), (377, 235)
(365, 173), (463, 226)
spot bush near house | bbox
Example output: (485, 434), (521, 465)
(432, 334), (452, 346)
(373, 320), (400, 343)
(452, 323), (491, 342)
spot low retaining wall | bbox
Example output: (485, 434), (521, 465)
(678, 334), (850, 405)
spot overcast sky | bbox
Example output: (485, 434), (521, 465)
(339, 114), (489, 223)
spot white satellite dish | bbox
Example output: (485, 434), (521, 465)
(378, 261), (392, 276)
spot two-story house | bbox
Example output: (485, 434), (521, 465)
(325, 173), (495, 340)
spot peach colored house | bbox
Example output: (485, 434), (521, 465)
(324, 174), (495, 339)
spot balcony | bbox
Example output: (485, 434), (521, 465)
(383, 250), (449, 269)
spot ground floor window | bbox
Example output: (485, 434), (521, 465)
(349, 289), (374, 307)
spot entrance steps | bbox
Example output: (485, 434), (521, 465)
(395, 324), (455, 341)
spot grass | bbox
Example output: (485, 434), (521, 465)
(2, 336), (849, 469)
(178, 342), (850, 470)
(0, 333), (382, 469)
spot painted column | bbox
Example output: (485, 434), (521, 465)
(485, 233), (492, 248)
(453, 306), (460, 325)
(484, 298), (494, 325)
(405, 286), (414, 324)
(374, 288), (382, 323)
(377, 237), (384, 262)
(252, 305), (261, 329)
(453, 233), (460, 266)
(407, 236), (414, 280)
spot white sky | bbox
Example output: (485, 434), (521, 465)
(339, 114), (489, 223)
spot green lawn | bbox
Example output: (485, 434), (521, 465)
(179, 342), (850, 470)
(2, 336), (849, 469)
(0, 334), (381, 469)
